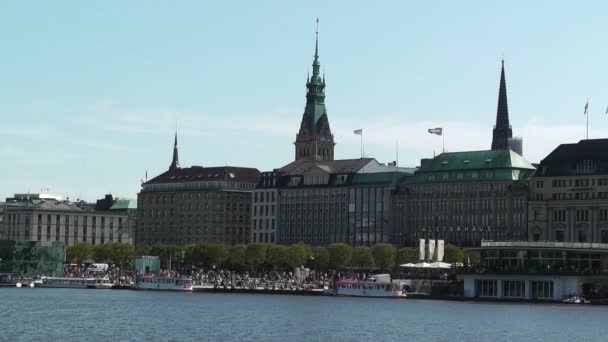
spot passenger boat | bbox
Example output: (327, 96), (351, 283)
(334, 274), (406, 298)
(134, 275), (193, 292)
(39, 276), (114, 289)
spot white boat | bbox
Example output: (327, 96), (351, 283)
(335, 274), (406, 298)
(134, 276), (193, 292)
(40, 276), (114, 289)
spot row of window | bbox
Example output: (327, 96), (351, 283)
(476, 280), (553, 299)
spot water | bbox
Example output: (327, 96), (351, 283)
(2, 289), (608, 342)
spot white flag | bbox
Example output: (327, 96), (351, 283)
(419, 239), (425, 261)
(584, 99), (588, 116)
(354, 129), (362, 135)
(428, 239), (436, 261)
(437, 240), (445, 262)
(428, 128), (442, 136)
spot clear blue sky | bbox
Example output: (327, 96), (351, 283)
(1, 1), (607, 201)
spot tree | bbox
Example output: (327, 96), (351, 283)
(395, 247), (417, 265)
(286, 243), (309, 269)
(464, 251), (480, 265)
(311, 246), (329, 271)
(372, 244), (396, 271)
(65, 242), (94, 265)
(93, 244), (112, 263)
(328, 243), (353, 269)
(135, 244), (151, 256)
(109, 243), (135, 268)
(245, 243), (268, 268)
(443, 244), (464, 263)
(228, 244), (247, 267)
(351, 246), (375, 268)
(204, 243), (229, 267)
(266, 245), (289, 268)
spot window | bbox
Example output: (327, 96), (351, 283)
(578, 230), (587, 243)
(576, 210), (589, 222)
(503, 280), (525, 298)
(556, 230), (565, 242)
(531, 281), (554, 299)
(476, 279), (498, 297)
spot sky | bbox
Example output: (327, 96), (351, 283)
(1, 1), (608, 201)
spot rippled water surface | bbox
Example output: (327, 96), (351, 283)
(2, 288), (608, 341)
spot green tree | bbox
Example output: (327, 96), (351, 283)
(351, 246), (375, 268)
(228, 244), (247, 267)
(464, 251), (480, 265)
(395, 247), (418, 265)
(65, 242), (94, 264)
(109, 243), (135, 268)
(311, 246), (329, 271)
(204, 243), (229, 267)
(266, 245), (289, 268)
(443, 244), (464, 263)
(328, 243), (353, 269)
(135, 244), (151, 256)
(245, 243), (268, 268)
(286, 243), (310, 269)
(93, 244), (112, 263)
(372, 244), (396, 271)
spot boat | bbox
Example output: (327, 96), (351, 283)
(562, 295), (588, 304)
(39, 276), (114, 289)
(134, 275), (193, 292)
(334, 274), (407, 298)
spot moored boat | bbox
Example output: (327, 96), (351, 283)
(335, 274), (406, 298)
(39, 276), (114, 289)
(134, 275), (193, 292)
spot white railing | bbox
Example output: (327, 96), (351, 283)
(481, 240), (608, 250)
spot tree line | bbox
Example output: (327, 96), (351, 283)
(65, 242), (479, 272)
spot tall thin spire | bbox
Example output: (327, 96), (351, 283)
(314, 18), (319, 60)
(169, 130), (180, 171)
(491, 60), (513, 150)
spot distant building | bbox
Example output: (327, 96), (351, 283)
(294, 22), (335, 162)
(528, 139), (608, 243)
(392, 150), (535, 247)
(251, 172), (279, 244)
(136, 133), (260, 246)
(272, 158), (413, 246)
(461, 241), (608, 301)
(1, 194), (135, 245)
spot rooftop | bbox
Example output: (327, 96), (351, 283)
(277, 158), (374, 176)
(109, 199), (137, 210)
(145, 166), (261, 185)
(534, 139), (608, 177)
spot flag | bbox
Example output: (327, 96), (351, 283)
(310, 133), (318, 139)
(584, 99), (588, 116)
(419, 239), (426, 261)
(353, 129), (362, 135)
(428, 127), (443, 136)
(605, 105), (607, 115)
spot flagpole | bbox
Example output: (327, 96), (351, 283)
(442, 127), (445, 153)
(587, 108), (589, 140)
(360, 131), (363, 159)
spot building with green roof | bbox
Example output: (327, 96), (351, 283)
(392, 149), (535, 247)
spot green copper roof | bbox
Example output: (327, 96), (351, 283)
(110, 199), (137, 210)
(405, 150), (535, 184)
(352, 172), (412, 185)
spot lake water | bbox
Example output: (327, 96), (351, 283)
(1, 288), (608, 341)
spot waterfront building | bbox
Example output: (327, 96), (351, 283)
(0, 240), (64, 276)
(251, 172), (279, 244)
(274, 158), (412, 245)
(294, 20), (335, 162)
(460, 241), (608, 301)
(1, 193), (135, 245)
(491, 60), (523, 156)
(528, 139), (608, 243)
(137, 133), (260, 246)
(392, 150), (535, 247)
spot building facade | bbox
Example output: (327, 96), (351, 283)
(528, 139), (608, 243)
(136, 134), (260, 246)
(392, 150), (535, 247)
(274, 158), (412, 246)
(251, 172), (279, 244)
(1, 194), (135, 246)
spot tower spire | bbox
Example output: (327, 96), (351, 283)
(491, 59), (513, 150)
(169, 130), (180, 171)
(315, 17), (319, 60)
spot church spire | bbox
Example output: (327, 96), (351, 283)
(169, 130), (180, 171)
(491, 59), (513, 150)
